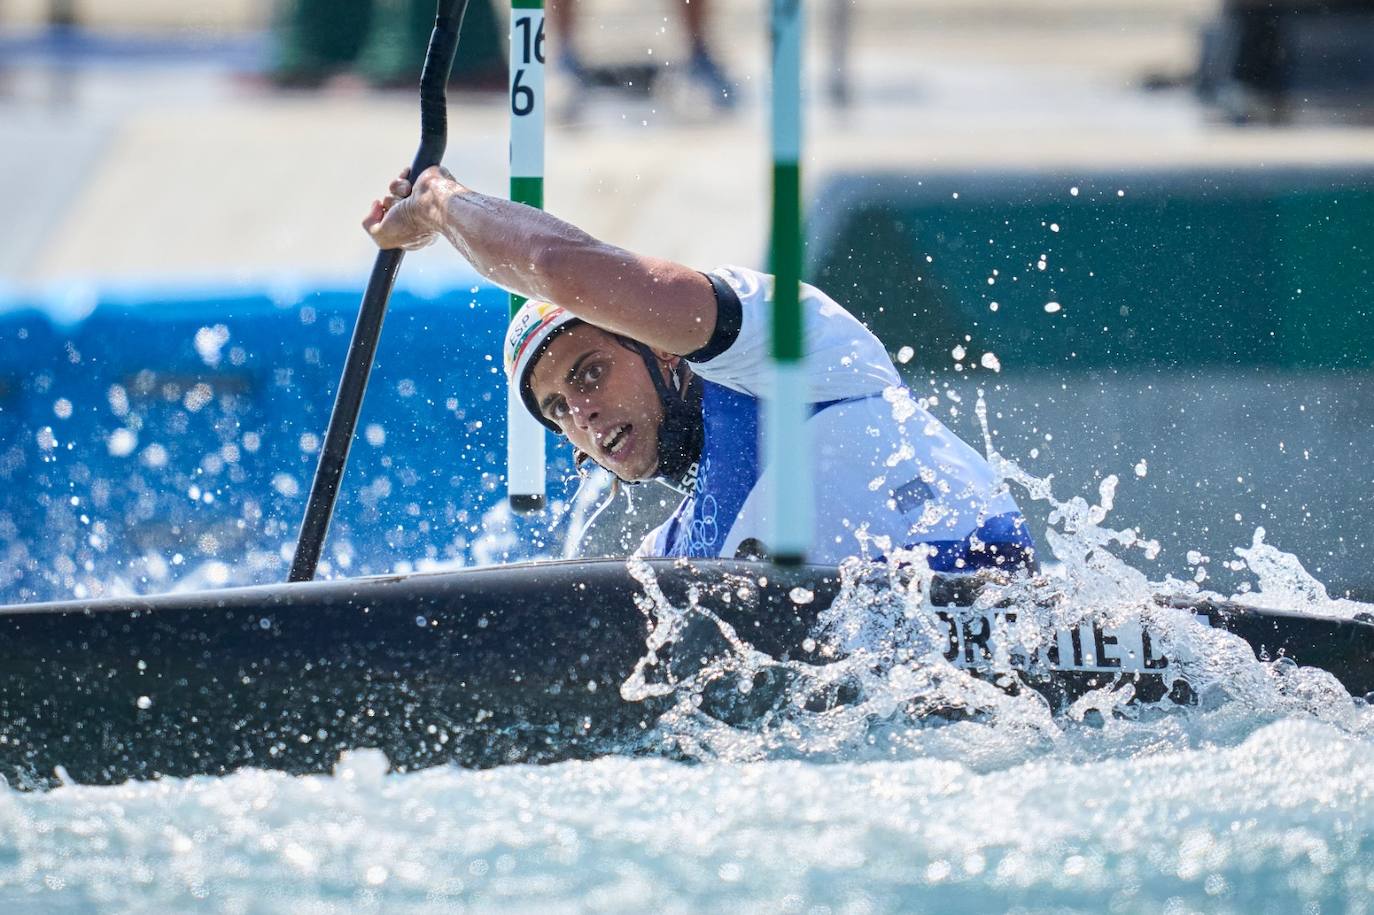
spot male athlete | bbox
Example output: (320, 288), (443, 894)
(365, 166), (1035, 569)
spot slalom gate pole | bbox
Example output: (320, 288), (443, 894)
(507, 0), (548, 513)
(767, 0), (810, 564)
(289, 0), (469, 583)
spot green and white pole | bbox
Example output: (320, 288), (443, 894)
(768, 0), (810, 563)
(507, 0), (547, 512)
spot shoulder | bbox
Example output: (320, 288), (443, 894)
(708, 265), (771, 302)
(679, 266), (758, 365)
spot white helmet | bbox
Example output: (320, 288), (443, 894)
(503, 299), (583, 431)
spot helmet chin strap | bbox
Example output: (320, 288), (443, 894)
(581, 343), (704, 494)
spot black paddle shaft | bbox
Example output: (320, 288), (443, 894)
(289, 0), (469, 583)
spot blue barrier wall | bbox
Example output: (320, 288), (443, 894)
(0, 278), (574, 604)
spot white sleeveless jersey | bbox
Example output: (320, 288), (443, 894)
(638, 266), (1033, 569)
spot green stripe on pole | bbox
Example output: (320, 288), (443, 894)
(770, 161), (802, 362)
(510, 175), (543, 208)
(509, 176), (544, 314)
(511, 0), (540, 7)
(769, 0), (803, 365)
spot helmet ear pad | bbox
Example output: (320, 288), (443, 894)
(625, 339), (702, 485)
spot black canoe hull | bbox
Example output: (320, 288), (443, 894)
(0, 559), (1370, 787)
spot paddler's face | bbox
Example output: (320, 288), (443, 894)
(529, 324), (671, 482)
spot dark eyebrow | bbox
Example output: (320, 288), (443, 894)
(538, 349), (600, 415)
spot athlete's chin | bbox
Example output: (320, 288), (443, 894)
(617, 458), (657, 483)
(610, 448), (659, 483)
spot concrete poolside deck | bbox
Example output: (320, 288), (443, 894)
(3, 0), (1373, 291)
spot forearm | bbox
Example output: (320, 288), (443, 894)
(436, 186), (716, 355)
(435, 187), (586, 300)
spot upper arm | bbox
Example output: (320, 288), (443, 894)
(436, 189), (717, 351)
(536, 243), (718, 356)
(686, 266), (901, 401)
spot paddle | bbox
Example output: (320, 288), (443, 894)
(289, 0), (470, 583)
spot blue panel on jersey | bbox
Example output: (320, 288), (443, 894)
(661, 380), (760, 558)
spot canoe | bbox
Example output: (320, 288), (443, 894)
(0, 558), (1370, 788)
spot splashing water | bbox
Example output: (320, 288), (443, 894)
(606, 391), (1370, 770)
(8, 726), (1374, 913)
(7, 394), (1374, 911)
(9, 476), (1374, 913)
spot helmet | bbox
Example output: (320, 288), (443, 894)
(503, 299), (582, 432)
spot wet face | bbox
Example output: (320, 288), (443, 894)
(528, 324), (672, 482)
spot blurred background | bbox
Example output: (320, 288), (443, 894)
(1, 0), (1372, 603)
